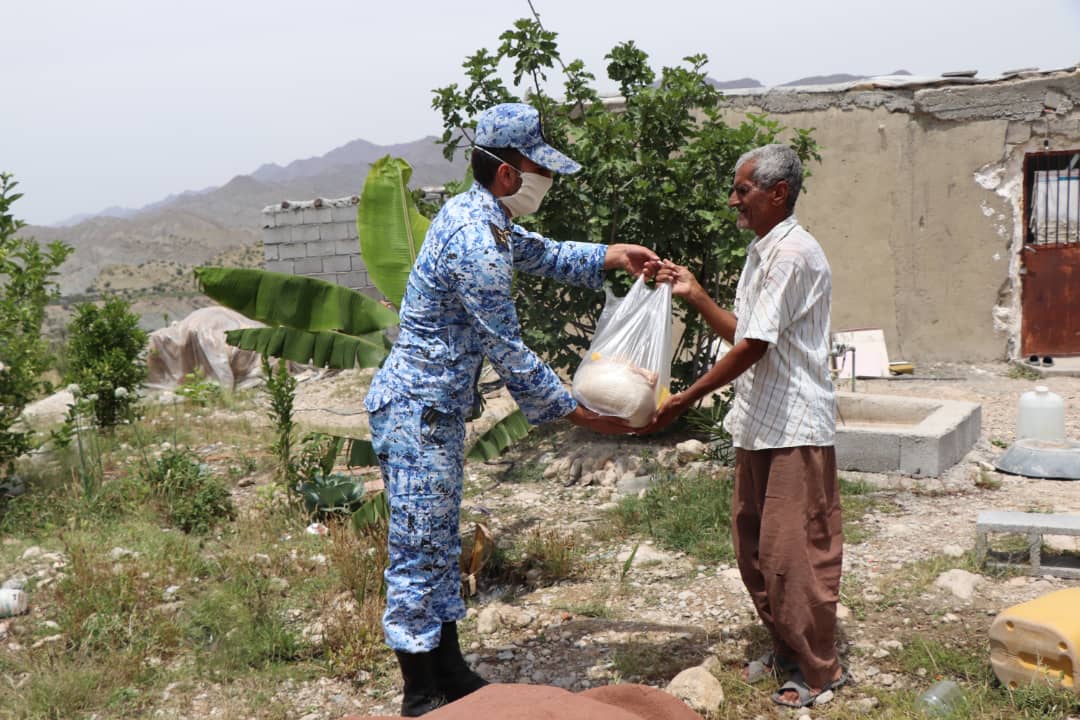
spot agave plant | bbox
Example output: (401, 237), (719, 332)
(195, 156), (531, 524)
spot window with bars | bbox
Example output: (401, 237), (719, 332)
(1024, 150), (1080, 245)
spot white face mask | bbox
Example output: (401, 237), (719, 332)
(500, 168), (553, 218)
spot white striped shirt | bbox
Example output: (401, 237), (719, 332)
(723, 215), (836, 450)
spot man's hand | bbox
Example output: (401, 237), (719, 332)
(566, 405), (637, 435)
(637, 391), (693, 434)
(643, 260), (701, 300)
(605, 244), (659, 277)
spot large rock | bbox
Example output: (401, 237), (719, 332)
(18, 390), (76, 433)
(675, 440), (707, 462)
(476, 606), (503, 635)
(665, 666), (724, 714)
(933, 569), (983, 601)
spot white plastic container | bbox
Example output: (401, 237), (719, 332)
(0, 588), (28, 617)
(1016, 386), (1066, 442)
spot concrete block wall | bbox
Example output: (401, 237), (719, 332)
(261, 196), (380, 296)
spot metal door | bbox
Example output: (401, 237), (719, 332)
(1021, 151), (1080, 357)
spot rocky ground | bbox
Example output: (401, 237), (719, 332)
(339, 363), (1080, 717)
(3, 363), (1079, 719)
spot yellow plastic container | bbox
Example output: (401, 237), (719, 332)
(989, 588), (1080, 693)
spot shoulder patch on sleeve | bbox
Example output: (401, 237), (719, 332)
(488, 222), (510, 248)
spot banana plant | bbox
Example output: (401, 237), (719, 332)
(196, 155), (533, 526)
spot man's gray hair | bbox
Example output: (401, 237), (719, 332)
(735, 144), (803, 212)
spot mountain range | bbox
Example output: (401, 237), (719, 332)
(25, 136), (466, 298)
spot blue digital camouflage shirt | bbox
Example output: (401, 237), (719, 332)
(364, 181), (606, 424)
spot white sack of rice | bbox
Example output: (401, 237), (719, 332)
(573, 358), (657, 428)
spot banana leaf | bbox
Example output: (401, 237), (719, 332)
(466, 409), (532, 462)
(352, 490), (390, 532)
(194, 267), (399, 336)
(224, 326), (391, 369)
(358, 156), (430, 308)
(347, 438), (379, 467)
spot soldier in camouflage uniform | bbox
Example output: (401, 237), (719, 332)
(364, 103), (656, 716)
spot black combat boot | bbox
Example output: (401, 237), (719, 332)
(394, 649), (447, 717)
(433, 621), (489, 701)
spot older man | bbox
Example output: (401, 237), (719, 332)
(645, 144), (846, 708)
(364, 103), (656, 716)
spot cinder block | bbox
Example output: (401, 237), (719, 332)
(302, 207), (333, 224)
(835, 430), (900, 474)
(339, 271), (371, 289)
(899, 435), (942, 477)
(321, 221), (353, 242)
(276, 211), (303, 226)
(264, 260), (295, 275)
(261, 226), (287, 245)
(351, 255), (369, 272)
(306, 239), (336, 257)
(279, 242), (307, 260)
(262, 213), (276, 228)
(263, 244), (279, 261)
(295, 225), (321, 243)
(294, 257), (324, 275)
(336, 239), (358, 256)
(323, 254), (351, 272)
(331, 205), (358, 223)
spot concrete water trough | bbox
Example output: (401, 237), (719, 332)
(834, 391), (981, 477)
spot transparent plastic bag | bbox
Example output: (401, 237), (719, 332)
(572, 276), (672, 427)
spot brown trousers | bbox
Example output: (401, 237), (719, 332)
(733, 445), (843, 688)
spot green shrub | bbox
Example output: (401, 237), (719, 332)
(65, 297), (147, 429)
(175, 367), (222, 406)
(614, 469), (735, 562)
(0, 172), (72, 482)
(434, 19), (819, 392)
(141, 448), (235, 533)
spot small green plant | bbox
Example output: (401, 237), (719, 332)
(323, 519), (390, 676)
(895, 635), (992, 683)
(478, 528), (591, 588)
(65, 297), (147, 429)
(141, 447), (235, 533)
(263, 356), (297, 485)
(518, 527), (590, 584)
(991, 437), (1009, 449)
(175, 367), (223, 407)
(1007, 362), (1042, 381)
(613, 469), (734, 562)
(186, 563), (303, 675)
(68, 389), (106, 502)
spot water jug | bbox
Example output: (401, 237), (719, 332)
(1016, 386), (1066, 442)
(914, 680), (963, 716)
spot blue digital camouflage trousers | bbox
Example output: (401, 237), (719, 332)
(369, 396), (467, 652)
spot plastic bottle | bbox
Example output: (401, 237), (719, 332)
(1016, 386), (1066, 442)
(0, 588), (28, 618)
(915, 680), (963, 716)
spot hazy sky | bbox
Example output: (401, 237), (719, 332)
(5, 0), (1079, 226)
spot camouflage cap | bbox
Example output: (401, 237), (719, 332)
(473, 103), (581, 175)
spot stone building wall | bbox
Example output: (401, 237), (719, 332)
(705, 66), (1080, 362)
